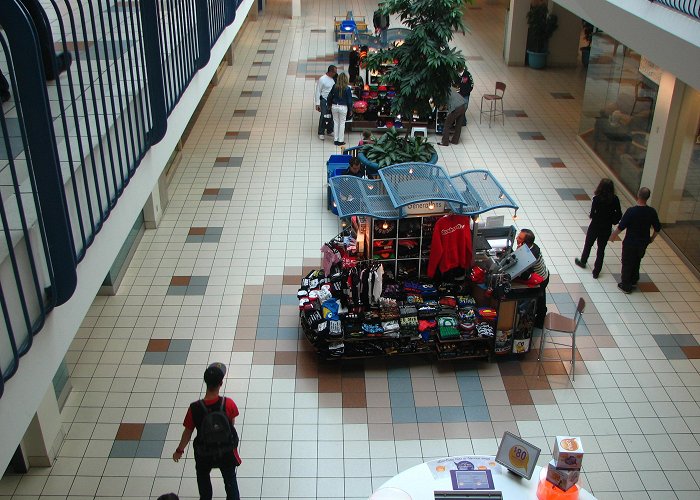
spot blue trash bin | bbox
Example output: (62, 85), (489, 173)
(327, 155), (351, 214)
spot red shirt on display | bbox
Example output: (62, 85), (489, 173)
(426, 214), (473, 278)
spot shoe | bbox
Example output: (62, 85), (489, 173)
(338, 142), (345, 146)
(574, 258), (586, 269)
(592, 271), (599, 279)
(438, 143), (450, 147)
(617, 283), (632, 294)
(46, 51), (72, 81)
(318, 134), (325, 140)
(0, 90), (10, 103)
(333, 141), (339, 146)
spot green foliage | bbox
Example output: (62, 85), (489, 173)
(362, 128), (436, 169)
(526, 3), (558, 53)
(366, 0), (472, 119)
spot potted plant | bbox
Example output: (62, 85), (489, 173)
(358, 128), (438, 173)
(366, 0), (471, 135)
(580, 21), (594, 68)
(526, 2), (558, 69)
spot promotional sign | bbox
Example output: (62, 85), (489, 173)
(404, 200), (445, 215)
(495, 432), (541, 480)
(427, 455), (499, 480)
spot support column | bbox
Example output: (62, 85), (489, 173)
(548, 3), (582, 67)
(639, 75), (700, 220)
(20, 384), (65, 467)
(292, 0), (301, 18)
(143, 183), (164, 229)
(504, 0), (530, 66)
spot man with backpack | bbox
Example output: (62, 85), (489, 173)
(173, 362), (241, 500)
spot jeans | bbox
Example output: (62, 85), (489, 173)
(331, 104), (348, 142)
(317, 97), (332, 135)
(195, 461), (240, 500)
(620, 243), (646, 288)
(580, 223), (612, 275)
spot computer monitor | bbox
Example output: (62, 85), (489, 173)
(495, 432), (541, 480)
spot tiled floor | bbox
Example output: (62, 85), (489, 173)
(2, 1), (700, 499)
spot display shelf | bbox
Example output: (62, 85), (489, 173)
(435, 335), (492, 344)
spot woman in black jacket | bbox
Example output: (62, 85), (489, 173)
(575, 178), (622, 278)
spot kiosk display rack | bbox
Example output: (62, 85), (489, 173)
(299, 163), (539, 362)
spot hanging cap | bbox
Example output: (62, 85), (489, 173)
(204, 362), (226, 385)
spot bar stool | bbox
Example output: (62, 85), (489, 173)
(480, 82), (506, 127)
(537, 298), (585, 381)
(410, 126), (428, 138)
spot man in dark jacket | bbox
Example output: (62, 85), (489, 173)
(610, 187), (661, 294)
(373, 5), (390, 44)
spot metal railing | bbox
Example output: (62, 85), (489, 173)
(0, 0), (239, 396)
(650, 0), (700, 20)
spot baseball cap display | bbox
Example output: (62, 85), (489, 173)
(203, 362), (226, 385)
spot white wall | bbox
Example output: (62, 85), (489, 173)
(0, 0), (257, 475)
(554, 0), (700, 89)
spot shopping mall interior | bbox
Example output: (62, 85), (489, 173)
(1, 0), (699, 498)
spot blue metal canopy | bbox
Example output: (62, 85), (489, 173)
(329, 176), (401, 219)
(329, 163), (518, 219)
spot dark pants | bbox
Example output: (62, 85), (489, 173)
(535, 275), (549, 329)
(620, 243), (646, 288)
(0, 72), (9, 96)
(18, 0), (60, 79)
(195, 461), (240, 500)
(441, 104), (466, 145)
(317, 97), (332, 135)
(580, 223), (612, 275)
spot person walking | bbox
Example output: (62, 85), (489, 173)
(173, 363), (241, 500)
(439, 88), (467, 146)
(373, 5), (390, 45)
(328, 72), (353, 146)
(574, 178), (622, 278)
(315, 65), (337, 140)
(610, 187), (661, 294)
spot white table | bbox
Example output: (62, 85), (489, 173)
(373, 455), (596, 499)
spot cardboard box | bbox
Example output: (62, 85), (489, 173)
(546, 460), (580, 491)
(552, 436), (584, 469)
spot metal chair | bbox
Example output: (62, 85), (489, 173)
(537, 297), (585, 381)
(631, 81), (653, 116)
(480, 82), (506, 127)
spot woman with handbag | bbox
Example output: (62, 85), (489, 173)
(327, 72), (353, 146)
(575, 178), (622, 278)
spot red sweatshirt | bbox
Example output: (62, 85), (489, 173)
(427, 214), (473, 278)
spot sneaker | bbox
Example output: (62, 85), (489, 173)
(318, 134), (325, 140)
(617, 283), (632, 294)
(0, 90), (10, 103)
(338, 142), (345, 146)
(592, 271), (599, 279)
(574, 258), (586, 269)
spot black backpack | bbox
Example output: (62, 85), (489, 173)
(193, 398), (239, 466)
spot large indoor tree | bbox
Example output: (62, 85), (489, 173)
(366, 0), (471, 127)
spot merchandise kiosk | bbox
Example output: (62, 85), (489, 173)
(299, 163), (541, 362)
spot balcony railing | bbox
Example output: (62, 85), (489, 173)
(0, 0), (241, 397)
(650, 0), (700, 20)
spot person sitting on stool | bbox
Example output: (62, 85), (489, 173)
(439, 88), (467, 146)
(517, 229), (549, 329)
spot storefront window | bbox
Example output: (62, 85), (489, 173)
(579, 32), (658, 194)
(661, 114), (700, 269)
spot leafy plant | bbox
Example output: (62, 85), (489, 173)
(526, 3), (558, 53)
(366, 0), (472, 123)
(362, 128), (436, 169)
